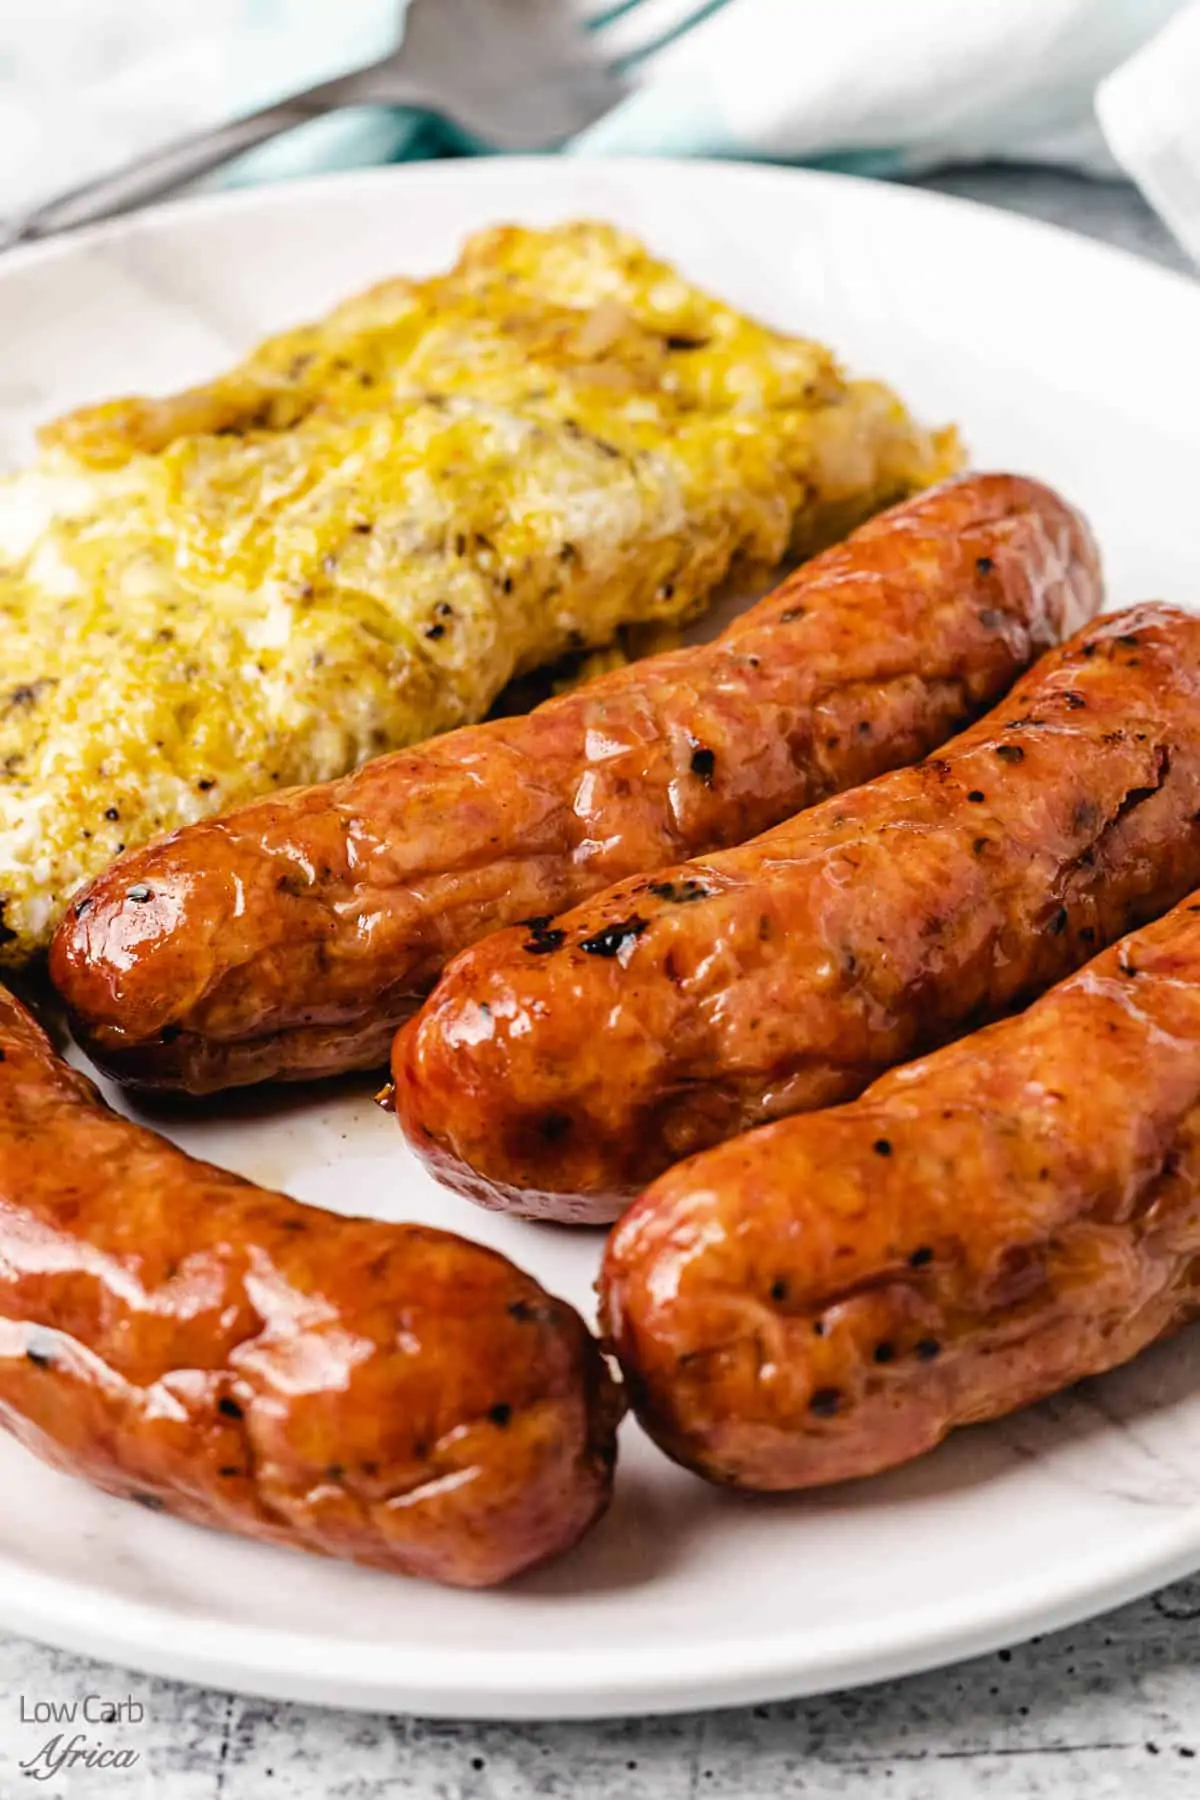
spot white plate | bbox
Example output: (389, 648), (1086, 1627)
(1, 158), (1200, 1721)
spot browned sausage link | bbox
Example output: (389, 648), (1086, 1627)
(50, 474), (1099, 1096)
(394, 604), (1200, 1224)
(601, 891), (1200, 1490)
(0, 989), (620, 1585)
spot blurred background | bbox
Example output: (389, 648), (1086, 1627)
(1, 0), (1198, 266)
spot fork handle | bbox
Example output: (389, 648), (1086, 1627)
(0, 69), (394, 249)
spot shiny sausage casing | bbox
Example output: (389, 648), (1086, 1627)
(395, 605), (1200, 1223)
(52, 474), (1097, 1095)
(0, 989), (620, 1585)
(601, 891), (1200, 1490)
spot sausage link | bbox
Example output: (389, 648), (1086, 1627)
(600, 890), (1200, 1490)
(51, 474), (1098, 1095)
(0, 989), (620, 1585)
(395, 605), (1200, 1222)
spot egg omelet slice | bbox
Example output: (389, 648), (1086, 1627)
(0, 221), (959, 961)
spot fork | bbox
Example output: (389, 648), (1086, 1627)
(1, 0), (630, 250)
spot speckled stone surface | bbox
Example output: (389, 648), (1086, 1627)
(0, 165), (1195, 1799)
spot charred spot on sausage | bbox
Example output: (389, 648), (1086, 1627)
(689, 745), (716, 785)
(521, 916), (566, 955)
(579, 917), (647, 959)
(649, 878), (710, 904)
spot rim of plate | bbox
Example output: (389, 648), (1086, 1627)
(3, 153), (1198, 308)
(3, 1509), (1200, 1717)
(1, 156), (1199, 1717)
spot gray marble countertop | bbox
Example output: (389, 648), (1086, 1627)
(0, 164), (1195, 1800)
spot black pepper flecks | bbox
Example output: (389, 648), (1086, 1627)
(809, 1387), (842, 1417)
(873, 1138), (893, 1157)
(915, 1338), (942, 1361)
(975, 555), (995, 575)
(104, 806), (120, 822)
(967, 790), (986, 804)
(873, 1342), (896, 1365)
(909, 1245), (934, 1268)
(217, 1396), (244, 1421)
(489, 1403), (512, 1428)
(770, 1278), (789, 1303)
(579, 916), (648, 959)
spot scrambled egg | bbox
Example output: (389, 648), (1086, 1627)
(0, 221), (959, 962)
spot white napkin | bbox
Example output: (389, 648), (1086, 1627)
(1098, 0), (1200, 265)
(0, 0), (403, 213)
(578, 0), (1186, 177)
